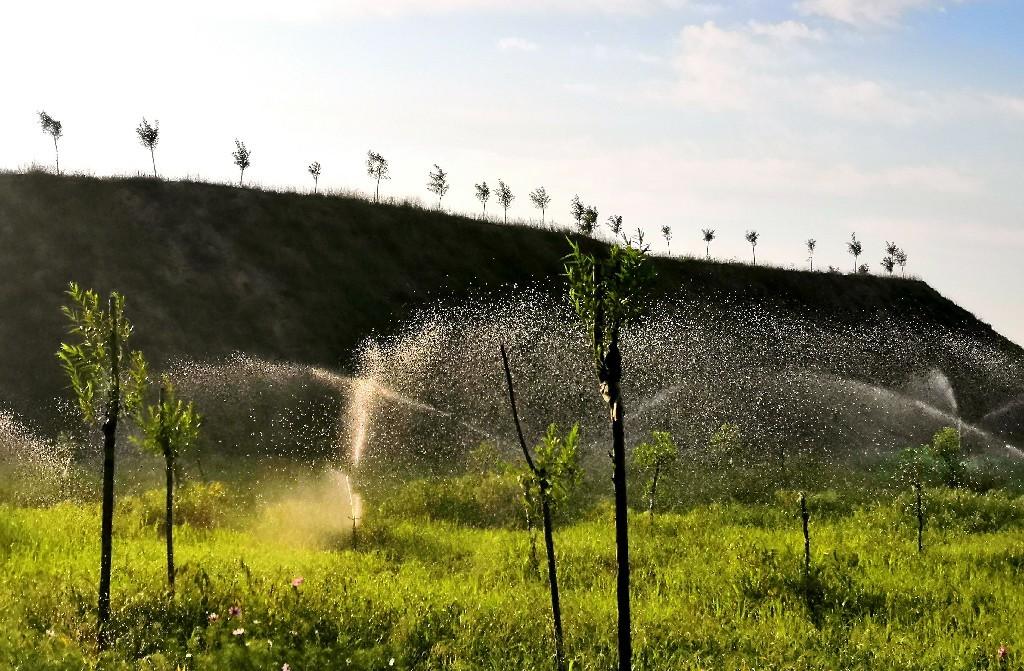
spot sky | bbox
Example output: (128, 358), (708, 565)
(1, 0), (1022, 344)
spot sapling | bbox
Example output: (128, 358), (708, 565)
(607, 215), (624, 239)
(232, 140), (251, 186)
(894, 247), (908, 277)
(661, 225), (672, 254)
(847, 233), (863, 273)
(475, 181), (490, 217)
(57, 283), (148, 649)
(132, 376), (202, 595)
(308, 161), (322, 194)
(570, 195), (584, 230)
(745, 230), (760, 265)
(806, 238), (817, 271)
(495, 179), (515, 224)
(135, 118), (160, 177)
(501, 343), (581, 671)
(798, 491), (811, 579)
(427, 164), (450, 208)
(38, 111), (63, 174)
(565, 240), (655, 671)
(632, 431), (678, 515)
(530, 186), (552, 224)
(580, 205), (599, 236)
(366, 150), (390, 203)
(702, 228), (716, 259)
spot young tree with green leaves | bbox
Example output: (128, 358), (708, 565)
(475, 181), (490, 217)
(232, 139), (251, 186)
(806, 238), (817, 271)
(427, 164), (450, 208)
(530, 186), (552, 224)
(495, 179), (514, 224)
(930, 426), (963, 488)
(632, 431), (678, 515)
(366, 150), (390, 203)
(702, 228), (716, 259)
(501, 344), (581, 671)
(847, 233), (863, 273)
(308, 161), (322, 194)
(132, 376), (202, 595)
(565, 240), (655, 671)
(57, 283), (148, 649)
(135, 118), (160, 178)
(745, 230), (760, 265)
(38, 110), (63, 174)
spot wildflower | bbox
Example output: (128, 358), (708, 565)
(207, 613), (219, 623)
(228, 605), (242, 618)
(233, 628), (245, 636)
(998, 645), (1009, 661)
(282, 665), (291, 671)
(291, 576), (304, 588)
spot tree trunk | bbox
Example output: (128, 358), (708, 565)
(160, 385), (175, 595)
(54, 137), (60, 175)
(915, 482), (924, 553)
(540, 491), (566, 671)
(752, 247), (757, 265)
(314, 176), (318, 194)
(239, 168), (244, 186)
(150, 148), (157, 178)
(800, 493), (810, 578)
(97, 305), (121, 651)
(375, 177), (380, 203)
(648, 464), (660, 515)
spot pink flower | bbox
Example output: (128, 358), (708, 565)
(998, 645), (1009, 661)
(207, 613), (219, 623)
(228, 605), (242, 618)
(232, 628), (245, 636)
(282, 665), (291, 671)
(291, 576), (304, 588)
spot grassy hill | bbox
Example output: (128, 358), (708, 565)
(0, 170), (1020, 431)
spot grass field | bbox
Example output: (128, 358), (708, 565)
(2, 471), (1022, 670)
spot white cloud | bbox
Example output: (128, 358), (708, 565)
(748, 19), (825, 41)
(794, 0), (967, 27)
(497, 37), (539, 52)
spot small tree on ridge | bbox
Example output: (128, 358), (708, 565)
(135, 118), (160, 178)
(745, 230), (760, 265)
(475, 181), (490, 217)
(366, 151), (390, 203)
(495, 179), (514, 224)
(702, 228), (716, 259)
(427, 164), (450, 209)
(806, 239), (817, 271)
(847, 233), (863, 273)
(530, 186), (552, 224)
(232, 139), (251, 186)
(38, 110), (64, 174)
(308, 161), (322, 194)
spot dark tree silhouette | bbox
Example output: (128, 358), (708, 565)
(501, 345), (581, 671)
(580, 205), (598, 236)
(565, 241), (655, 671)
(232, 140), (251, 186)
(366, 151), (390, 203)
(881, 255), (896, 274)
(58, 284), (148, 650)
(661, 225), (672, 254)
(530, 187), (552, 224)
(495, 179), (514, 224)
(607, 215), (623, 239)
(806, 238), (817, 271)
(427, 164), (450, 208)
(135, 118), (160, 178)
(894, 247), (908, 277)
(570, 195), (584, 230)
(38, 111), (63, 174)
(475, 181), (490, 217)
(847, 233), (863, 273)
(745, 230), (760, 265)
(702, 228), (716, 259)
(308, 161), (322, 194)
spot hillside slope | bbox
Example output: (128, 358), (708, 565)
(0, 171), (1020, 430)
